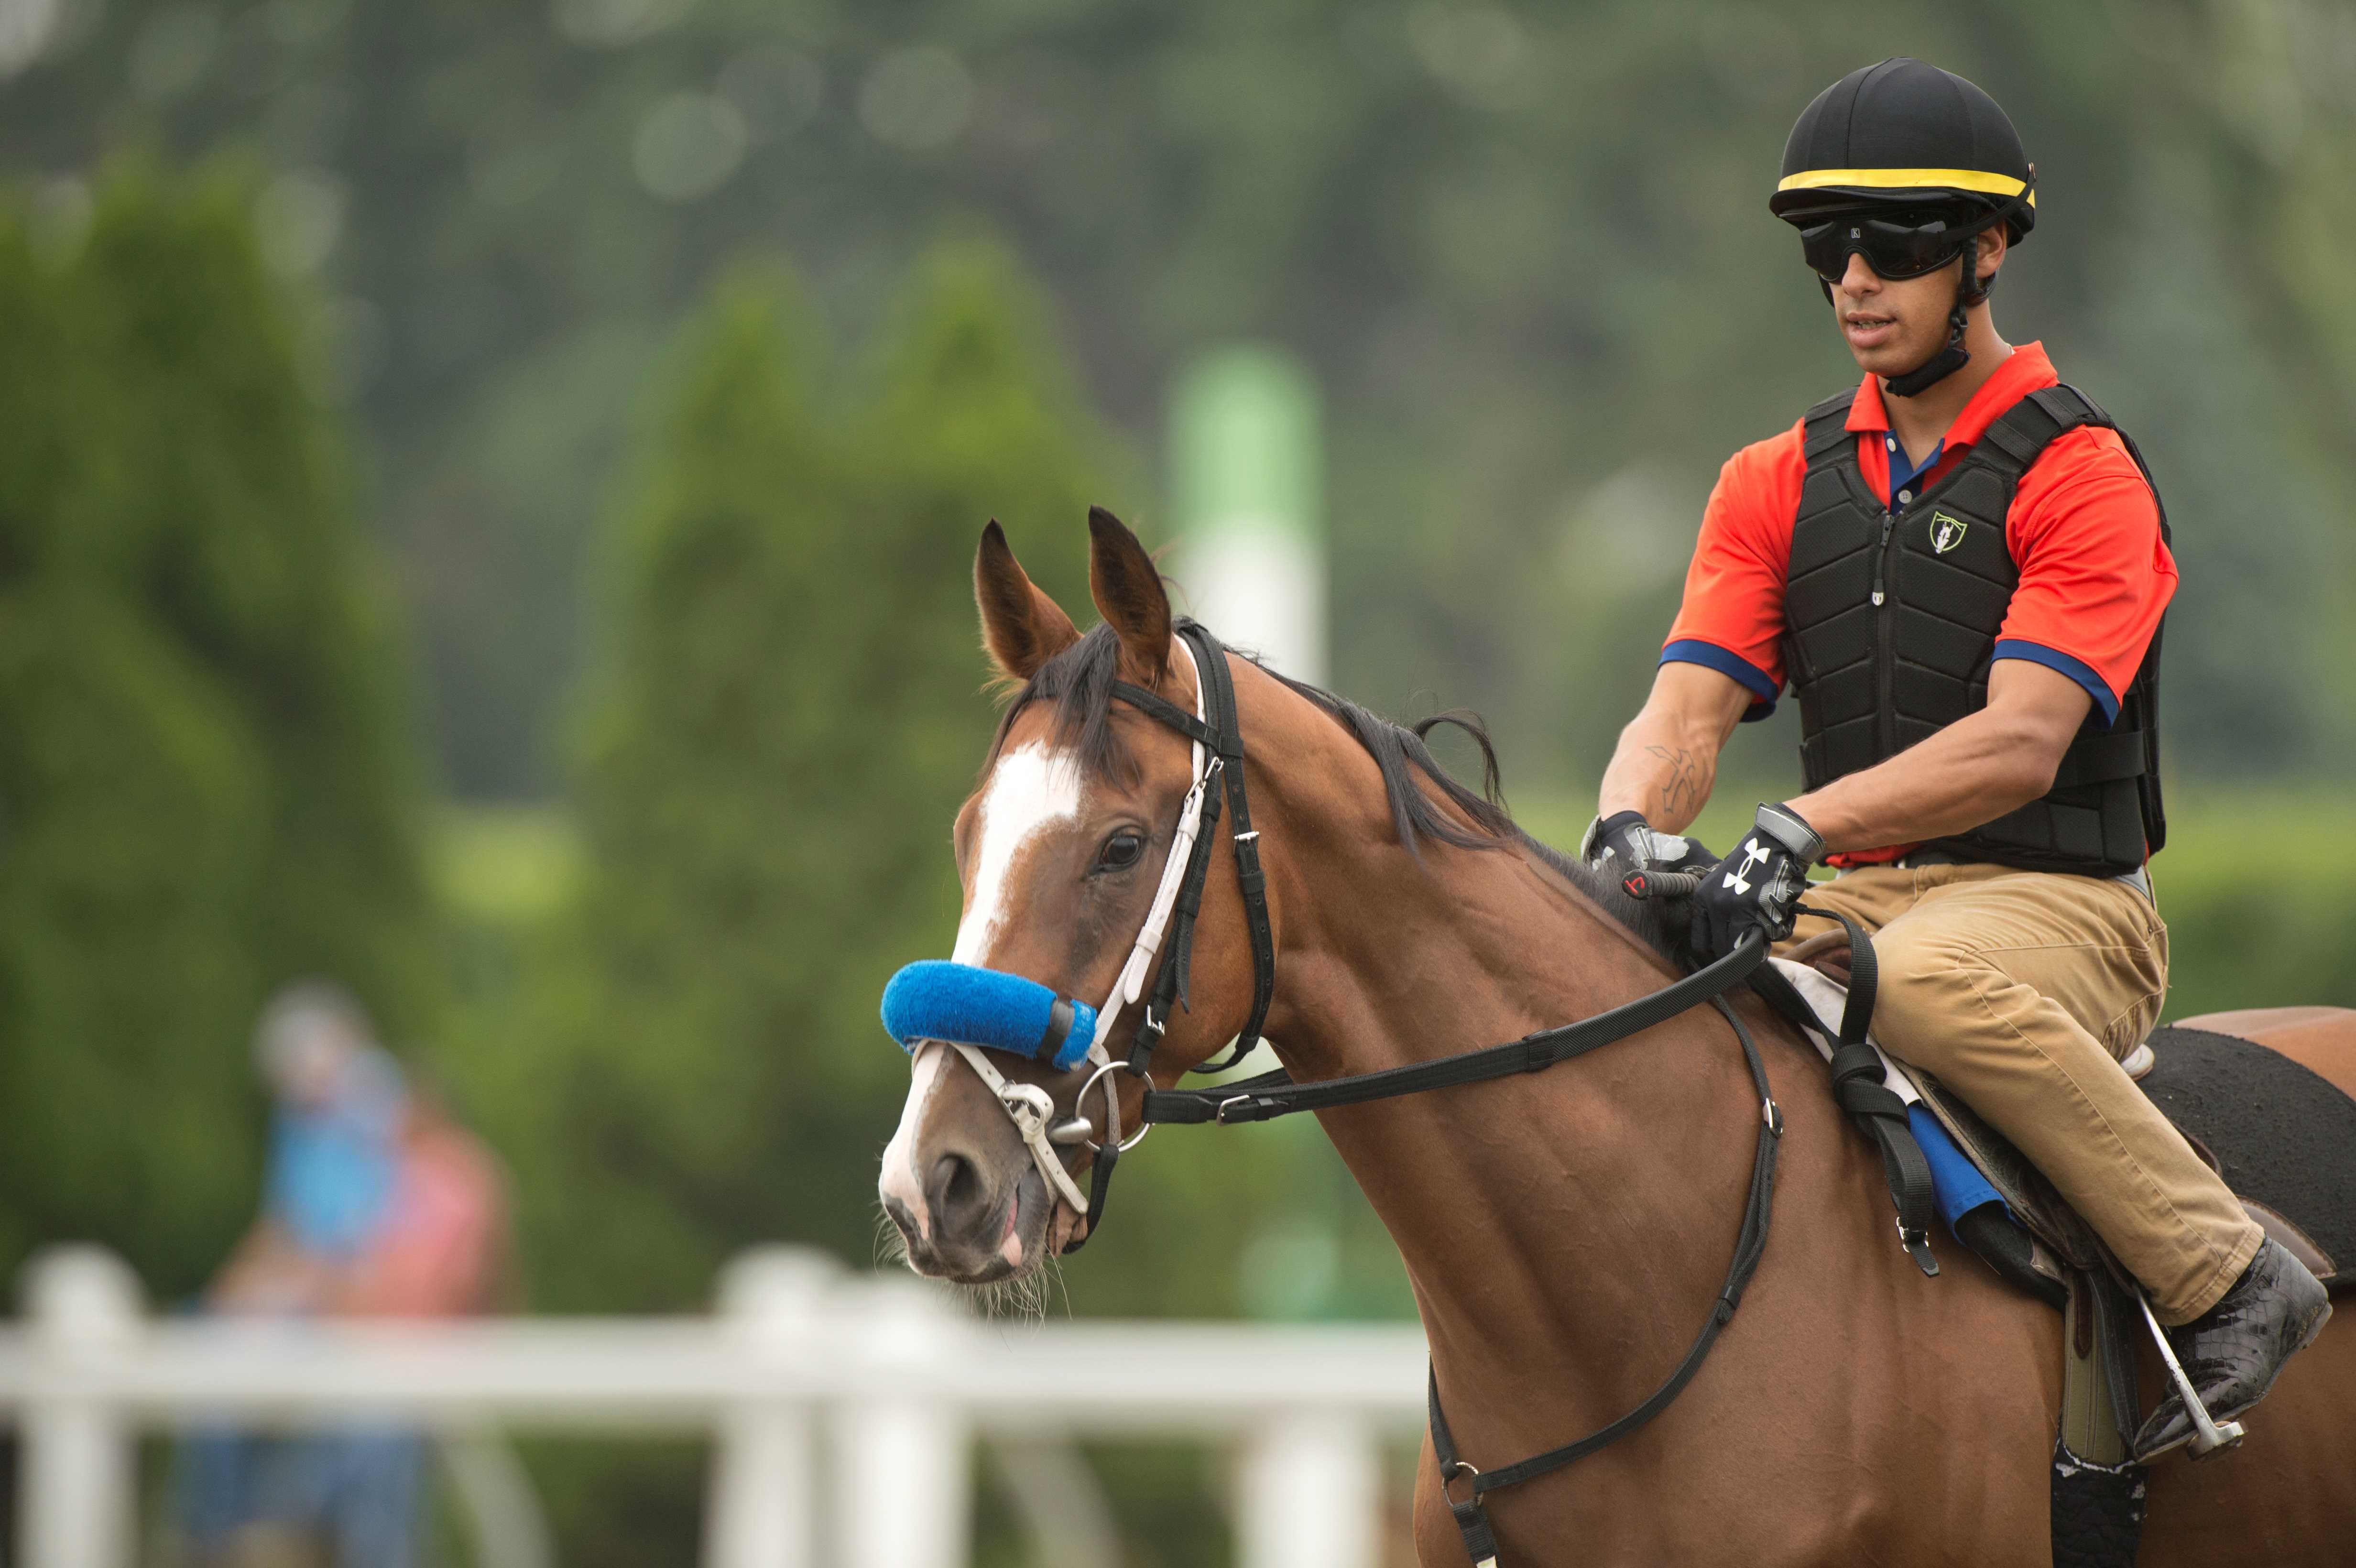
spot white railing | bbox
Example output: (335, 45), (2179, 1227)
(0, 1245), (1428, 1568)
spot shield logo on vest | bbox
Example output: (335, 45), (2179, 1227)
(1930, 512), (1967, 555)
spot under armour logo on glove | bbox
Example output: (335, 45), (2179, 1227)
(1691, 805), (1825, 963)
(1724, 839), (1774, 896)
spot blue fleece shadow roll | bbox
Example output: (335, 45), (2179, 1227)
(881, 960), (1097, 1073)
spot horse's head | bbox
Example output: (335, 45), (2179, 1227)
(879, 508), (1274, 1285)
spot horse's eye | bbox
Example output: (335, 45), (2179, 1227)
(1096, 831), (1146, 872)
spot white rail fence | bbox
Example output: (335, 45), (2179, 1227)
(0, 1245), (1428, 1568)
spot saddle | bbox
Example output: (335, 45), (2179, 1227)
(1770, 933), (2354, 1300)
(1757, 939), (2356, 1568)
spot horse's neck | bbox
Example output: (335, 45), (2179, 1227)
(1254, 743), (1777, 1423)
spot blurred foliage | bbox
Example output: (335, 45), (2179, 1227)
(11, 1), (2356, 796)
(2141, 792), (2356, 1021)
(0, 165), (436, 1301)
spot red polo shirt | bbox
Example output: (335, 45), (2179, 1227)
(1661, 342), (2174, 861)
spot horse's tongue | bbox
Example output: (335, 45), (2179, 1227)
(999, 1191), (1024, 1270)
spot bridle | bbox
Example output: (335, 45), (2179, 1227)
(898, 618), (1779, 1568)
(923, 621), (1276, 1241)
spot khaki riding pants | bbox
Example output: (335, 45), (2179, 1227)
(1782, 862), (2262, 1323)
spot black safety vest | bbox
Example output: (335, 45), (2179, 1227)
(1782, 382), (2167, 877)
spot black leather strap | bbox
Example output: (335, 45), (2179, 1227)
(1071, 623), (1282, 1247)
(1107, 622), (1277, 1071)
(1036, 997), (1077, 1063)
(1427, 996), (1781, 1565)
(1196, 627), (1278, 1065)
(1108, 631), (1243, 1077)
(1830, 1041), (1940, 1276)
(1142, 934), (1768, 1127)
(1805, 904), (1876, 1047)
(1057, 1140), (1119, 1256)
(1795, 904), (1937, 1277)
(1105, 681), (1216, 747)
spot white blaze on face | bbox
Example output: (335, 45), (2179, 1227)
(949, 742), (1085, 966)
(879, 1042), (950, 1240)
(879, 742), (1085, 1235)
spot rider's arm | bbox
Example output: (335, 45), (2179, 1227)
(1779, 660), (2091, 854)
(1600, 428), (1806, 834)
(1597, 663), (1752, 833)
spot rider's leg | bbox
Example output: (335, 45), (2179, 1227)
(1787, 863), (2326, 1458)
(1861, 863), (2260, 1323)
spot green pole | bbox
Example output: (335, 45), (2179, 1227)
(1168, 345), (1325, 684)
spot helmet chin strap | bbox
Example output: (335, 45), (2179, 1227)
(1882, 249), (1991, 400)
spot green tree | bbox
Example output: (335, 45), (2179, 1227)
(512, 266), (854, 1310)
(75, 166), (437, 1035)
(0, 167), (436, 1297)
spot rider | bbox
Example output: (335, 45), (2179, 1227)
(1583, 57), (2328, 1460)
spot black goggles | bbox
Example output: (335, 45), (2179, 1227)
(1799, 209), (1989, 284)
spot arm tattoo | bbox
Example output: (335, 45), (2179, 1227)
(1643, 745), (1702, 820)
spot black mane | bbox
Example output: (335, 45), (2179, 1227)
(989, 623), (1683, 961)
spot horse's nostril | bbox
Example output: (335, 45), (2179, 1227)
(927, 1151), (990, 1239)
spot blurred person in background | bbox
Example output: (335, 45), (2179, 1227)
(1584, 57), (2327, 1459)
(174, 982), (509, 1568)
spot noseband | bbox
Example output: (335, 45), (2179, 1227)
(883, 618), (1779, 1568)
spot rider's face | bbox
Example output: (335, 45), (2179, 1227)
(1828, 229), (2001, 379)
(1831, 250), (1963, 376)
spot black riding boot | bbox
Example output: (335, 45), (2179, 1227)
(2133, 1236), (2332, 1461)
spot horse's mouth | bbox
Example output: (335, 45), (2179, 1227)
(888, 1167), (1056, 1285)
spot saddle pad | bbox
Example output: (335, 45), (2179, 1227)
(2138, 1025), (2356, 1280)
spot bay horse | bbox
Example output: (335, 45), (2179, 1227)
(877, 509), (2356, 1565)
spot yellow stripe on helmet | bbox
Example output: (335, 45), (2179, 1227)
(1778, 167), (2035, 206)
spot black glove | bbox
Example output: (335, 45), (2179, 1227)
(1689, 803), (1823, 961)
(1581, 810), (1716, 899)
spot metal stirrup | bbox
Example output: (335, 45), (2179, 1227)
(2135, 1291), (2246, 1458)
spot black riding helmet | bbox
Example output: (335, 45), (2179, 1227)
(1772, 58), (2036, 396)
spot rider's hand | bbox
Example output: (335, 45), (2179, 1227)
(1689, 803), (1823, 960)
(1581, 811), (1717, 898)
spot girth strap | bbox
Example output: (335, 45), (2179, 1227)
(1426, 996), (1782, 1567)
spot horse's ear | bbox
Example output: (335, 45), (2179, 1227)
(976, 520), (1080, 683)
(1086, 506), (1170, 686)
